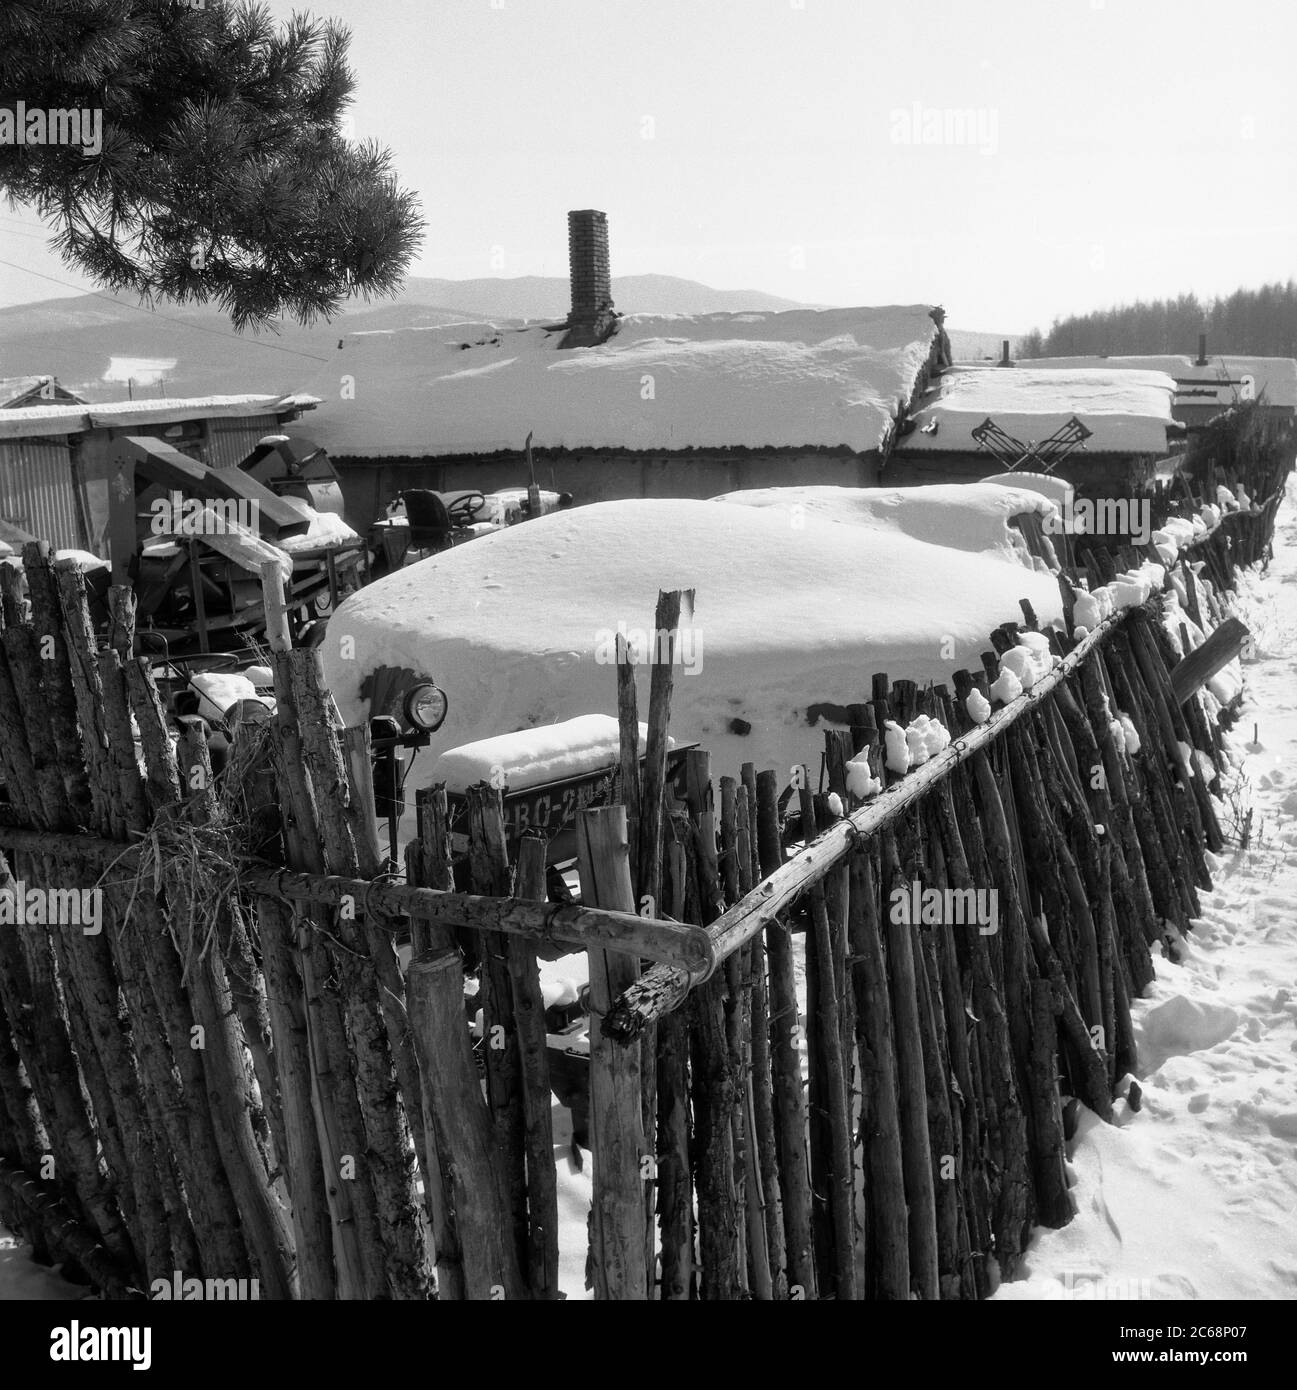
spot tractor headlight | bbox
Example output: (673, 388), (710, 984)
(404, 682), (448, 732)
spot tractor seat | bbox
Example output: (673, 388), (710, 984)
(401, 489), (474, 555)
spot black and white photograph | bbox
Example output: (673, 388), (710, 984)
(0, 0), (1293, 1358)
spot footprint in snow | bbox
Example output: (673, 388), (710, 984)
(1264, 1112), (1297, 1141)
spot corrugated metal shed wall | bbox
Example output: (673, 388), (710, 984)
(0, 437), (81, 548)
(206, 415), (281, 471)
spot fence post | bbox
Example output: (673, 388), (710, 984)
(512, 834), (561, 1300)
(576, 805), (648, 1300)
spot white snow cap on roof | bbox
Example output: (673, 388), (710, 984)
(322, 496), (1063, 779)
(0, 375), (81, 406)
(899, 365), (1176, 455)
(0, 393), (321, 441)
(1027, 355), (1297, 410)
(311, 306), (937, 458)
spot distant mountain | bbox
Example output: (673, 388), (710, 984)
(399, 273), (815, 320)
(0, 274), (818, 403)
(0, 274), (1008, 406)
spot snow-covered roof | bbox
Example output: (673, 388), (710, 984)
(1026, 355), (1297, 411)
(0, 393), (322, 442)
(314, 306), (938, 458)
(321, 494), (1063, 779)
(0, 375), (86, 408)
(898, 365), (1176, 455)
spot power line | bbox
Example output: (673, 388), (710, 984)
(0, 256), (334, 363)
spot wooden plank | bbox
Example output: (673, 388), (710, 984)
(123, 435), (310, 538)
(1168, 616), (1249, 705)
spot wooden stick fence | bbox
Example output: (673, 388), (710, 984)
(0, 430), (1285, 1299)
(584, 539), (1250, 1297)
(0, 543), (703, 1300)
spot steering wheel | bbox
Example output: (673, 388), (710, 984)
(446, 491), (486, 526)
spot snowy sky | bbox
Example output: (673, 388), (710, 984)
(1, 0), (1293, 332)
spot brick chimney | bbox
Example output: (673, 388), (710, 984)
(561, 209), (617, 347)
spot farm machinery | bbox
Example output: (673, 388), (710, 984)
(104, 433), (368, 657)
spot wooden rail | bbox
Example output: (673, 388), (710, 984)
(601, 604), (1133, 1041)
(1168, 616), (1250, 705)
(0, 825), (715, 973)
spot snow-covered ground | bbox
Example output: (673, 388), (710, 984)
(0, 1229), (85, 1301)
(996, 475), (1297, 1301)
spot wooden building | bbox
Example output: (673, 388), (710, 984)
(888, 363), (1183, 493)
(0, 374), (86, 408)
(1024, 343), (1297, 431)
(317, 211), (948, 530)
(0, 391), (319, 553)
